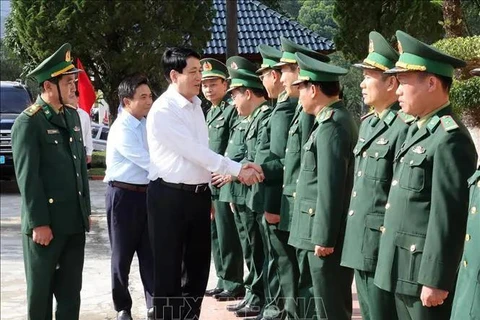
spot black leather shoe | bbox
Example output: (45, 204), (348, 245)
(227, 299), (248, 312)
(147, 307), (154, 319)
(205, 287), (223, 296)
(214, 289), (245, 301)
(117, 310), (133, 320)
(235, 305), (262, 318)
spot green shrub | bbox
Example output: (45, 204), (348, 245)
(451, 76), (480, 126)
(433, 36), (480, 62)
(91, 151), (106, 168)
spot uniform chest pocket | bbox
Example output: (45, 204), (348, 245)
(302, 142), (316, 172)
(209, 118), (227, 140)
(286, 124), (300, 153)
(399, 153), (427, 192)
(45, 134), (64, 146)
(233, 127), (246, 144)
(364, 146), (391, 182)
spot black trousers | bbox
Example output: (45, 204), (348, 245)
(147, 179), (212, 320)
(106, 184), (154, 312)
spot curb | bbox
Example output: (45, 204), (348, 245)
(89, 175), (105, 181)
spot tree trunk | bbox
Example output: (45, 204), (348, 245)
(226, 0), (238, 59)
(442, 0), (464, 38)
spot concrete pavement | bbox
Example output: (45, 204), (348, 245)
(0, 180), (361, 319)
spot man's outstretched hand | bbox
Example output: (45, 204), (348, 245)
(238, 163), (264, 185)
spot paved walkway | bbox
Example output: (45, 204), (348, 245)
(0, 180), (361, 319)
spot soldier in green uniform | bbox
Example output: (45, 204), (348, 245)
(225, 67), (272, 318)
(340, 31), (409, 320)
(288, 52), (358, 320)
(12, 43), (91, 320)
(374, 31), (477, 320)
(217, 56), (268, 315)
(450, 67), (480, 320)
(244, 44), (297, 320)
(200, 58), (245, 301)
(258, 37), (330, 319)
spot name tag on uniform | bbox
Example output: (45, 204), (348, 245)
(376, 137), (389, 145)
(47, 129), (60, 134)
(73, 126), (81, 132)
(412, 145), (426, 154)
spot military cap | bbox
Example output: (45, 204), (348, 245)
(275, 37), (330, 67)
(200, 58), (228, 80)
(354, 31), (399, 71)
(292, 52), (348, 85)
(227, 68), (264, 93)
(256, 44), (282, 74)
(385, 30), (466, 78)
(471, 68), (480, 76)
(27, 43), (82, 83)
(226, 56), (258, 74)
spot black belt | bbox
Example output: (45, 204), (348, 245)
(110, 181), (148, 193)
(159, 179), (209, 193)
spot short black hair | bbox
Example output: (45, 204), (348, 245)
(117, 74), (150, 106)
(418, 72), (452, 92)
(236, 86), (268, 99)
(309, 81), (341, 97)
(162, 47), (201, 83)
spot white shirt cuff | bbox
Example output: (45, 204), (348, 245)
(226, 158), (242, 177)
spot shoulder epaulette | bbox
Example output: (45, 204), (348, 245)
(23, 104), (42, 117)
(398, 111), (416, 124)
(427, 115), (441, 132)
(277, 91), (288, 103)
(383, 110), (397, 126)
(318, 109), (334, 123)
(261, 105), (270, 112)
(440, 115), (459, 132)
(361, 111), (374, 121)
(64, 104), (77, 110)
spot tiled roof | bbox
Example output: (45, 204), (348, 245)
(204, 0), (335, 55)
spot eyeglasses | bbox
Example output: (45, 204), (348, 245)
(231, 92), (243, 100)
(259, 70), (273, 81)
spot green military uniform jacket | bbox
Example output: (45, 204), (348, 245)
(289, 100), (358, 252)
(341, 103), (413, 272)
(243, 102), (272, 213)
(451, 168), (480, 320)
(219, 117), (249, 205)
(259, 92), (297, 215)
(12, 97), (91, 235)
(247, 94), (295, 214)
(207, 96), (238, 198)
(374, 105), (477, 297)
(260, 102), (314, 231)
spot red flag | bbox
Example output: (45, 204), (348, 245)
(76, 58), (96, 114)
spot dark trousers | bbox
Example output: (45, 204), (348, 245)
(395, 292), (453, 320)
(147, 179), (212, 320)
(263, 224), (299, 320)
(22, 232), (85, 320)
(106, 184), (154, 312)
(355, 269), (397, 320)
(210, 199), (244, 291)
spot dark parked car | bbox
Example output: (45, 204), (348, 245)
(0, 81), (33, 179)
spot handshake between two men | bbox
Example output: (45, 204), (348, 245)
(211, 162), (264, 188)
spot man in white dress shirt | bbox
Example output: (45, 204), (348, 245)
(146, 47), (263, 320)
(104, 74), (154, 320)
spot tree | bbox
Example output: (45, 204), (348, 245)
(442, 0), (465, 37)
(333, 0), (444, 62)
(0, 39), (23, 81)
(4, 0), (214, 120)
(298, 0), (338, 40)
(462, 0), (480, 36)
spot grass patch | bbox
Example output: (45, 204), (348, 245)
(88, 167), (105, 177)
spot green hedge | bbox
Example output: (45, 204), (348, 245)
(91, 151), (106, 168)
(433, 36), (480, 63)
